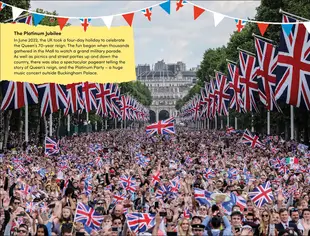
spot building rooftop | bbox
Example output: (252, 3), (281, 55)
(137, 70), (175, 79)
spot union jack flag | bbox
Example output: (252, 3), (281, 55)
(80, 18), (91, 32)
(155, 184), (171, 199)
(38, 83), (68, 116)
(241, 129), (263, 148)
(183, 208), (192, 219)
(26, 202), (37, 213)
(95, 157), (103, 168)
(194, 188), (212, 206)
(13, 15), (32, 25)
(227, 62), (243, 112)
(275, 14), (310, 110)
(96, 83), (112, 117)
(208, 79), (217, 119)
(112, 193), (126, 204)
(254, 37), (281, 111)
(270, 157), (286, 169)
(126, 213), (156, 233)
(120, 95), (130, 120)
(18, 183), (32, 196)
(176, 0), (187, 11)
(249, 181), (274, 207)
(45, 137), (60, 156)
(239, 50), (259, 112)
(119, 175), (136, 193)
(235, 19), (246, 32)
(169, 180), (180, 194)
(64, 83), (84, 115)
(204, 168), (215, 179)
(227, 168), (238, 180)
(151, 171), (161, 186)
(108, 84), (122, 118)
(191, 95), (201, 121)
(200, 83), (210, 119)
(1, 81), (38, 111)
(278, 164), (289, 175)
(74, 202), (104, 230)
(215, 72), (230, 116)
(135, 153), (150, 168)
(142, 8), (152, 21)
(146, 117), (175, 136)
(82, 82), (98, 113)
(226, 126), (236, 134)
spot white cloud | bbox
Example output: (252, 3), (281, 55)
(30, 0), (260, 68)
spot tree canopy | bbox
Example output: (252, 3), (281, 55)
(176, 0), (310, 143)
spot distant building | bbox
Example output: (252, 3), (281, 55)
(176, 61), (186, 72)
(154, 60), (167, 71)
(137, 61), (197, 122)
(136, 64), (150, 76)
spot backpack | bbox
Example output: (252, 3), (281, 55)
(207, 229), (224, 236)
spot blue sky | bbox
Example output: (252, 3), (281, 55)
(30, 1), (260, 69)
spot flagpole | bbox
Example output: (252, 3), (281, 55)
(214, 115), (217, 130)
(237, 47), (256, 56)
(227, 112), (230, 127)
(204, 119), (207, 130)
(251, 113), (254, 133)
(49, 113), (52, 137)
(86, 112), (89, 122)
(220, 117), (223, 129)
(207, 118), (210, 130)
(279, 8), (309, 21)
(115, 118), (117, 129)
(290, 105), (294, 140)
(235, 117), (238, 130)
(105, 119), (107, 130)
(67, 114), (70, 135)
(25, 105), (29, 143)
(267, 111), (270, 135)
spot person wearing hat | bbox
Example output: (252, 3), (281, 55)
(192, 224), (204, 236)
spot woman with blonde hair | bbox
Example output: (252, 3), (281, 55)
(258, 209), (276, 236)
(177, 218), (193, 236)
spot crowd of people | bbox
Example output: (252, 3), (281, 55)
(0, 127), (309, 236)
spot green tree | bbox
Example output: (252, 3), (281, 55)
(177, 0), (310, 143)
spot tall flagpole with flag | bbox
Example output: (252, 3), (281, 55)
(49, 113), (52, 137)
(25, 105), (29, 142)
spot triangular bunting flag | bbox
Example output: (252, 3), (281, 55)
(141, 8), (152, 21)
(12, 7), (24, 21)
(303, 22), (310, 33)
(102, 16), (114, 29)
(193, 6), (205, 20)
(159, 0), (171, 15)
(122, 13), (134, 27)
(80, 18), (91, 32)
(257, 22), (269, 36)
(57, 17), (69, 31)
(282, 23), (293, 36)
(0, 2), (6, 11)
(176, 0), (187, 11)
(32, 13), (45, 26)
(235, 19), (246, 32)
(213, 12), (225, 27)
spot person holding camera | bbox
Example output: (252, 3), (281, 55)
(202, 205), (232, 236)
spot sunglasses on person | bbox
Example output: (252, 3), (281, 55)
(262, 214), (269, 217)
